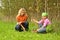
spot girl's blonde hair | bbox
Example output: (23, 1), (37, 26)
(17, 8), (27, 16)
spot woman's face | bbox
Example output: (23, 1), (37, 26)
(20, 12), (24, 16)
(20, 11), (25, 16)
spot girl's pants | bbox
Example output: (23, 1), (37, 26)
(37, 24), (46, 33)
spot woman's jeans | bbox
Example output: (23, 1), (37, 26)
(15, 21), (29, 31)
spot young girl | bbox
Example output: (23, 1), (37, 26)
(15, 8), (29, 32)
(32, 12), (51, 33)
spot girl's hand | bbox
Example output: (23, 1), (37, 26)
(31, 18), (36, 22)
(33, 19), (36, 21)
(31, 19), (39, 23)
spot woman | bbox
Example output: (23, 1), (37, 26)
(15, 8), (29, 32)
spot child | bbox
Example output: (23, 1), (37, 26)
(32, 12), (51, 33)
(15, 8), (29, 32)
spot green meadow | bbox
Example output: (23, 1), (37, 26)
(0, 21), (60, 40)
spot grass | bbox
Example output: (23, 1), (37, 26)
(0, 21), (60, 40)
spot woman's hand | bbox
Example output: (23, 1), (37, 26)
(17, 22), (22, 25)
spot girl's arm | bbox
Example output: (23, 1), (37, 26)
(42, 19), (49, 28)
(31, 19), (39, 23)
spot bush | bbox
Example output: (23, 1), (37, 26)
(46, 24), (53, 32)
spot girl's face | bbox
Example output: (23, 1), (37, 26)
(42, 16), (47, 20)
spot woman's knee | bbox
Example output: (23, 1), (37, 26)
(15, 24), (20, 30)
(23, 22), (29, 28)
(24, 21), (29, 26)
